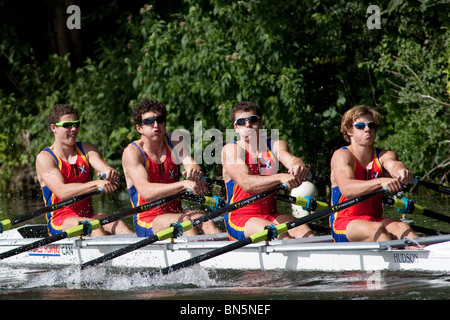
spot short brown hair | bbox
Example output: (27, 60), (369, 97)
(231, 101), (262, 123)
(340, 105), (381, 142)
(133, 99), (167, 126)
(48, 104), (78, 127)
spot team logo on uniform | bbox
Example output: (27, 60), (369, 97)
(169, 169), (175, 180)
(79, 165), (87, 174)
(262, 159), (272, 169)
(373, 172), (379, 179)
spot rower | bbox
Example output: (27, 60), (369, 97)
(221, 101), (314, 240)
(330, 105), (419, 243)
(35, 104), (132, 237)
(122, 99), (221, 237)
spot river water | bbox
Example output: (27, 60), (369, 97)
(0, 186), (449, 304)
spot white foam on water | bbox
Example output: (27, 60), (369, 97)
(78, 264), (219, 291)
(1, 264), (220, 292)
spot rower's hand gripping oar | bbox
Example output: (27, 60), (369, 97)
(79, 184), (288, 269)
(0, 190), (185, 260)
(151, 187), (388, 277)
(383, 196), (450, 224)
(0, 172), (109, 234)
(412, 177), (450, 195)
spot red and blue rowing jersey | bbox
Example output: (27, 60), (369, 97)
(127, 133), (183, 236)
(224, 140), (281, 240)
(330, 147), (384, 242)
(225, 140), (279, 213)
(41, 142), (94, 236)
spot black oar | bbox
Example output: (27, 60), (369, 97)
(383, 196), (450, 224)
(0, 172), (109, 233)
(0, 191), (185, 260)
(413, 177), (450, 195)
(0, 188), (105, 233)
(80, 184), (287, 269)
(150, 187), (387, 277)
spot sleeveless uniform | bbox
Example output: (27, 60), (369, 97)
(42, 142), (94, 236)
(224, 140), (281, 241)
(127, 134), (184, 237)
(329, 147), (384, 242)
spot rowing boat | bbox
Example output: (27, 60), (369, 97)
(1, 225), (450, 272)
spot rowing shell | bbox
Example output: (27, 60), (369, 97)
(1, 225), (450, 272)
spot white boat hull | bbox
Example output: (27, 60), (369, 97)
(1, 226), (450, 272)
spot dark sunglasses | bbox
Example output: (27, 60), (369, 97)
(234, 115), (261, 126)
(141, 115), (166, 126)
(353, 122), (377, 130)
(55, 120), (81, 128)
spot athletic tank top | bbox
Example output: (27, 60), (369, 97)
(225, 139), (279, 215)
(331, 147), (384, 219)
(42, 142), (94, 222)
(127, 133), (183, 219)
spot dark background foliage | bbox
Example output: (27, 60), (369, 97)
(0, 0), (448, 195)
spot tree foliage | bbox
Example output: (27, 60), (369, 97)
(0, 0), (449, 194)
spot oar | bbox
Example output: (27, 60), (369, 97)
(276, 194), (329, 211)
(413, 177), (450, 195)
(0, 191), (185, 260)
(383, 196), (450, 224)
(80, 184), (287, 269)
(0, 188), (105, 233)
(0, 173), (109, 233)
(150, 187), (387, 276)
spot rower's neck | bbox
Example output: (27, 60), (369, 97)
(348, 144), (374, 165)
(51, 143), (78, 164)
(238, 136), (261, 156)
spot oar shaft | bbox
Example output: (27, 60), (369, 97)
(383, 196), (450, 224)
(0, 232), (67, 260)
(152, 187), (387, 276)
(80, 184), (287, 269)
(413, 177), (450, 195)
(0, 188), (104, 233)
(0, 191), (185, 261)
(276, 194), (329, 211)
(150, 238), (253, 276)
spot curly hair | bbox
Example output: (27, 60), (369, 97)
(231, 101), (262, 123)
(133, 99), (167, 126)
(48, 104), (78, 127)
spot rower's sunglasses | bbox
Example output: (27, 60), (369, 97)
(54, 120), (81, 128)
(234, 115), (261, 126)
(353, 122), (378, 130)
(141, 115), (166, 125)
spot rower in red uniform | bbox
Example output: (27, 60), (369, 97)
(222, 101), (314, 240)
(122, 99), (220, 237)
(36, 104), (132, 236)
(330, 105), (419, 242)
